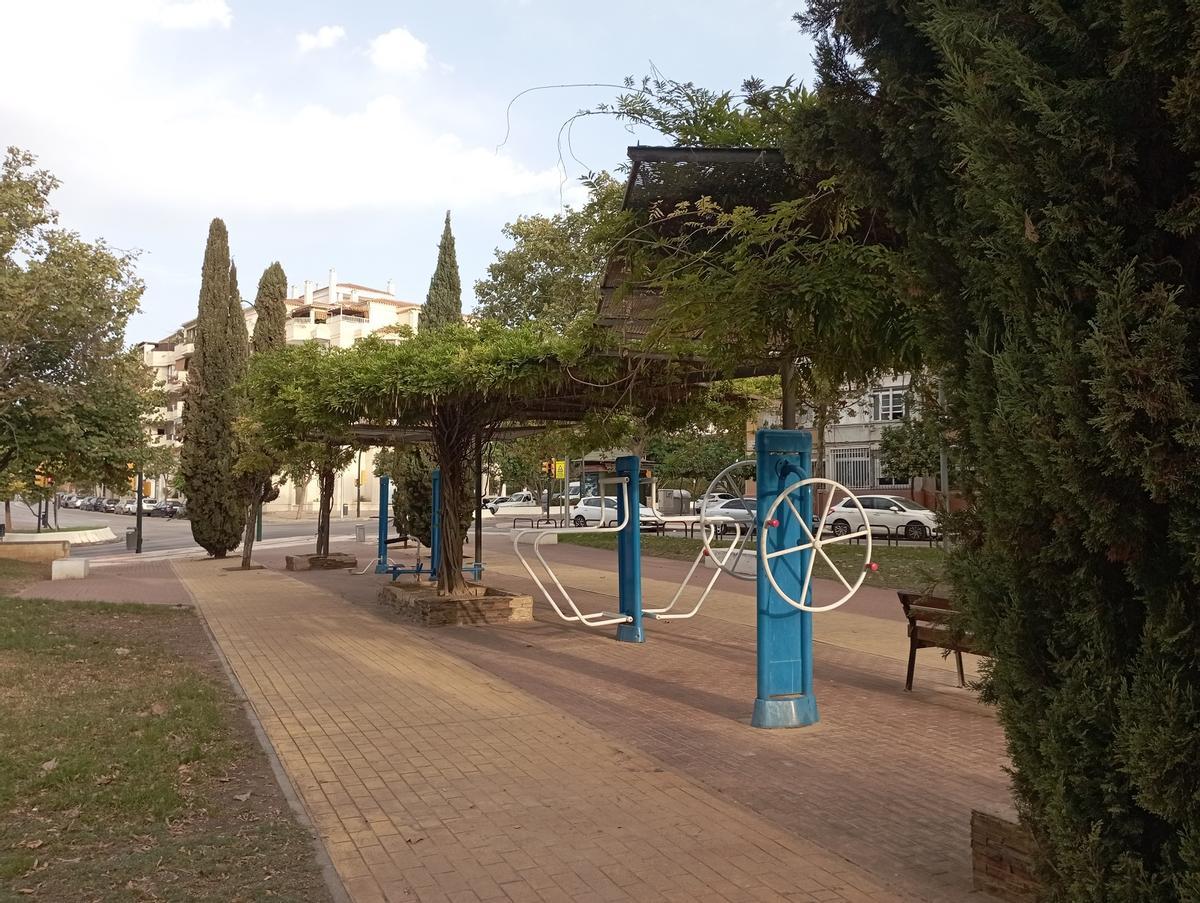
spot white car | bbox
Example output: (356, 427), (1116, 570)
(694, 492), (736, 513)
(570, 496), (662, 529)
(700, 497), (757, 534)
(489, 491), (536, 513)
(824, 494), (938, 541)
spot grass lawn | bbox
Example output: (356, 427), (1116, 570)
(0, 576), (331, 900)
(559, 532), (946, 591)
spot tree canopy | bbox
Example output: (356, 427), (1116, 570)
(474, 174), (626, 332)
(0, 147), (146, 493)
(789, 1), (1200, 896)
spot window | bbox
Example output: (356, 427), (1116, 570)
(831, 447), (874, 488)
(871, 387), (906, 421)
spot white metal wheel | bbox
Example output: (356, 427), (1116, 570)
(699, 459), (757, 580)
(759, 477), (873, 613)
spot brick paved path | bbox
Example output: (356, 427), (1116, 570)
(175, 558), (904, 903)
(19, 558), (193, 605)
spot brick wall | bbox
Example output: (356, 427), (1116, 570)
(971, 810), (1041, 902)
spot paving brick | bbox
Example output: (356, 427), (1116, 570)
(176, 557), (905, 903)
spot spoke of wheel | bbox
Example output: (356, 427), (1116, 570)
(822, 529), (869, 545)
(797, 540), (817, 609)
(813, 541), (853, 592)
(764, 541), (815, 561)
(784, 495), (816, 545)
(812, 487), (838, 538)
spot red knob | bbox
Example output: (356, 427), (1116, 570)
(866, 562), (879, 572)
(767, 518), (780, 528)
(701, 548), (710, 557)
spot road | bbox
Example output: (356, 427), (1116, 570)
(7, 505), (367, 560)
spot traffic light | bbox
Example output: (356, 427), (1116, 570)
(539, 460), (551, 476)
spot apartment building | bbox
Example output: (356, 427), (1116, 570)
(757, 374), (914, 492)
(138, 269), (421, 511)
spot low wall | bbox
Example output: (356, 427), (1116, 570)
(4, 527), (116, 545)
(378, 583), (533, 627)
(971, 810), (1040, 902)
(0, 540), (70, 563)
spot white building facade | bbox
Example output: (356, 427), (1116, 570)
(139, 269), (421, 514)
(757, 374), (913, 492)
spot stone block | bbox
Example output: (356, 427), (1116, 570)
(51, 558), (89, 580)
(0, 540), (70, 563)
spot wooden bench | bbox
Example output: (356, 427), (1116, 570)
(897, 591), (984, 691)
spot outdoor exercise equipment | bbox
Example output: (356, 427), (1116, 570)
(760, 479), (872, 612)
(642, 521), (745, 621)
(698, 458), (758, 581)
(512, 458), (643, 639)
(373, 471), (485, 583)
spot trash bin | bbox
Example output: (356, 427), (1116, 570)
(355, 524), (366, 543)
(342, 503), (349, 517)
(125, 527), (136, 551)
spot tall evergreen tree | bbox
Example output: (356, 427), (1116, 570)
(251, 262), (288, 354)
(796, 3), (1200, 897)
(420, 211), (462, 330)
(227, 260), (249, 376)
(180, 218), (244, 557)
(237, 261), (289, 568)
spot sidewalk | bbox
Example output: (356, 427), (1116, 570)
(174, 557), (903, 903)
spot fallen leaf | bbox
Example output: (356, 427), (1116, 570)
(63, 807), (80, 820)
(40, 759), (58, 773)
(150, 702), (168, 717)
(21, 839), (44, 849)
(115, 648), (130, 656)
(233, 792), (251, 802)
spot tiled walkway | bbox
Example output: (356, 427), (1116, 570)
(175, 558), (904, 903)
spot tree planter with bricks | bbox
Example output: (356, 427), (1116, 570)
(285, 552), (358, 571)
(971, 810), (1040, 902)
(377, 582), (532, 627)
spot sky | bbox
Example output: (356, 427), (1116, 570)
(1, 0), (817, 342)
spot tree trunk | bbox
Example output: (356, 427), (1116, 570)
(4, 500), (10, 533)
(432, 409), (473, 597)
(316, 467), (334, 557)
(781, 359), (797, 429)
(240, 498), (260, 568)
(813, 404), (829, 480)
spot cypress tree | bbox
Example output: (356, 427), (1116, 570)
(420, 211), (462, 330)
(238, 261), (289, 568)
(252, 261), (288, 354)
(797, 2), (1200, 897)
(227, 260), (249, 376)
(180, 218), (244, 557)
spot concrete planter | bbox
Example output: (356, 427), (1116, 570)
(377, 582), (533, 627)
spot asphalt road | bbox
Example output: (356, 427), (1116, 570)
(7, 505), (367, 559)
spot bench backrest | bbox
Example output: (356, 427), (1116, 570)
(898, 591), (959, 626)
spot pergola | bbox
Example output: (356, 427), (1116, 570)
(356, 144), (805, 583)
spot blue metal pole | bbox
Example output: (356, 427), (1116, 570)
(752, 429), (818, 728)
(429, 468), (441, 583)
(614, 455), (644, 643)
(375, 475), (390, 574)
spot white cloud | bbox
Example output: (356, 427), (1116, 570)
(151, 0), (231, 30)
(296, 24), (346, 54)
(0, 7), (560, 216)
(368, 27), (429, 74)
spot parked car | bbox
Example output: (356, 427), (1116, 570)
(701, 497), (757, 534)
(489, 491), (535, 514)
(824, 494), (938, 541)
(694, 492), (737, 514)
(73, 495), (93, 510)
(100, 497), (121, 513)
(149, 499), (184, 518)
(119, 498), (138, 514)
(570, 496), (663, 529)
(84, 496), (104, 511)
